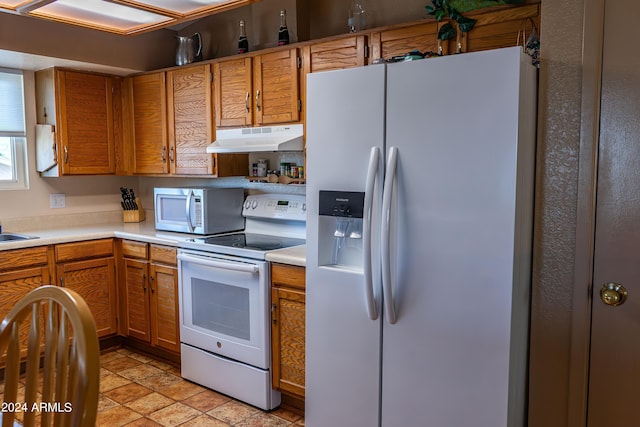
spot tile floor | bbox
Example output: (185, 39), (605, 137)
(97, 348), (304, 427)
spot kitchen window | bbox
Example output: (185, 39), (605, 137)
(0, 68), (28, 190)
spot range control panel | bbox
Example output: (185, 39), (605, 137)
(243, 194), (306, 221)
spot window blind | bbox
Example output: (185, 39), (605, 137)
(0, 69), (26, 137)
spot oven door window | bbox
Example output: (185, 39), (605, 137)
(191, 277), (250, 340)
(178, 252), (269, 369)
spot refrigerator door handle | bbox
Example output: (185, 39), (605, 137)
(363, 146), (380, 321)
(381, 146), (398, 324)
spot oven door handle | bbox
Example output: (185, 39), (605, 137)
(178, 252), (259, 274)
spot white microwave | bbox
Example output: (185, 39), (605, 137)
(154, 187), (245, 235)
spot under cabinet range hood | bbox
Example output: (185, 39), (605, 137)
(206, 124), (304, 153)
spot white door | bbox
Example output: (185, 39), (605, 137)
(587, 1), (640, 425)
(381, 48), (536, 426)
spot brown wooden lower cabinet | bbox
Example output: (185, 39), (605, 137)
(149, 249), (179, 353)
(271, 263), (306, 406)
(0, 238), (180, 361)
(121, 240), (180, 355)
(55, 239), (117, 338)
(123, 256), (151, 343)
(0, 246), (52, 361)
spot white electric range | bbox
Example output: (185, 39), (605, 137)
(176, 193), (305, 410)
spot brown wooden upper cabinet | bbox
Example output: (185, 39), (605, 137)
(458, 4), (540, 53)
(302, 35), (368, 74)
(35, 68), (118, 176)
(124, 71), (169, 175)
(167, 64), (215, 175)
(124, 64), (247, 177)
(369, 21), (449, 62)
(214, 48), (301, 127)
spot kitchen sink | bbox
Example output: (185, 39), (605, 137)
(0, 233), (39, 242)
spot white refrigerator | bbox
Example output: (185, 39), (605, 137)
(305, 46), (537, 427)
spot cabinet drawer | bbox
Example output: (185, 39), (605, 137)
(271, 263), (305, 290)
(150, 245), (177, 266)
(55, 238), (113, 262)
(0, 246), (49, 271)
(122, 240), (148, 259)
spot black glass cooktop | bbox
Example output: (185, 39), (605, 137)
(201, 233), (305, 252)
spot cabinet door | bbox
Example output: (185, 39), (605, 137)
(56, 70), (116, 175)
(57, 257), (117, 337)
(168, 64), (214, 175)
(459, 4), (540, 53)
(370, 21), (448, 61)
(123, 258), (150, 343)
(303, 36), (368, 74)
(127, 72), (169, 174)
(150, 263), (180, 353)
(213, 58), (252, 127)
(0, 267), (51, 360)
(271, 286), (306, 397)
(253, 48), (300, 125)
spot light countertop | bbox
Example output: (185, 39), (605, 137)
(0, 219), (306, 267)
(265, 244), (306, 267)
(0, 221), (186, 250)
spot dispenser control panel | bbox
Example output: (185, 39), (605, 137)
(319, 191), (365, 218)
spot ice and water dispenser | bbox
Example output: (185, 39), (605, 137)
(318, 191), (365, 269)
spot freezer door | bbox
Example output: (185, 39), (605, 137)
(380, 47), (536, 426)
(305, 65), (386, 427)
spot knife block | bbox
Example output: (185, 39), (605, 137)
(123, 198), (146, 223)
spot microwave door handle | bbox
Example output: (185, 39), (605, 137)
(178, 253), (259, 274)
(185, 189), (195, 233)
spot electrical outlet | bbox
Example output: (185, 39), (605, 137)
(50, 193), (66, 209)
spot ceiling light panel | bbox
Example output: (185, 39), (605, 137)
(116, 0), (244, 17)
(29, 0), (174, 34)
(0, 0), (37, 10)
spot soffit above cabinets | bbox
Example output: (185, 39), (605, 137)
(0, 0), (260, 35)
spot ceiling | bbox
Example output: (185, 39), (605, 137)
(0, 49), (141, 75)
(0, 0), (258, 35)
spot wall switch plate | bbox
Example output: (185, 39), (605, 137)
(50, 193), (66, 209)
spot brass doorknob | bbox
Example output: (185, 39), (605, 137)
(600, 282), (628, 307)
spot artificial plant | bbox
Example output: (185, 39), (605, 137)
(426, 0), (525, 41)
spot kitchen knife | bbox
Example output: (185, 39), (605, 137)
(130, 189), (138, 210)
(120, 187), (132, 210)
